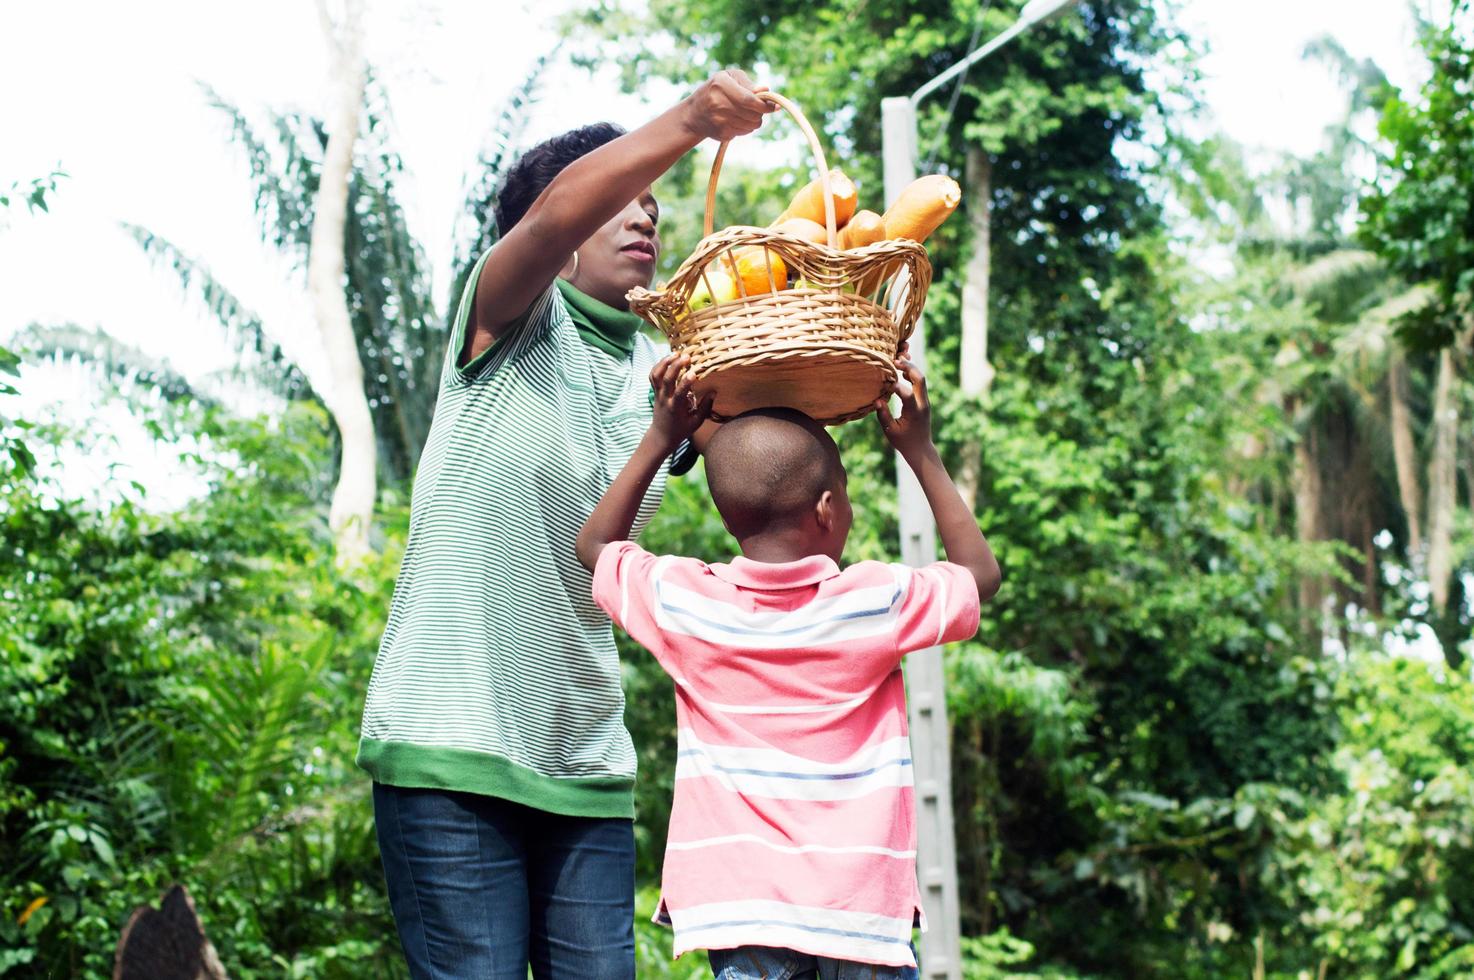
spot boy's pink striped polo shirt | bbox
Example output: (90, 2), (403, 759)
(592, 541), (981, 968)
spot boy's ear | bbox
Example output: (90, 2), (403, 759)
(815, 490), (835, 532)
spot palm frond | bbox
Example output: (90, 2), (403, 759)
(122, 222), (310, 401)
(200, 84), (317, 264)
(182, 633), (336, 854)
(1302, 35), (1390, 117)
(266, 109), (325, 259)
(346, 185), (434, 480)
(1284, 249), (1380, 300)
(15, 322), (220, 407)
(1333, 284), (1436, 370)
(343, 91), (442, 482)
(194, 362), (319, 409)
(1361, 283), (1436, 327)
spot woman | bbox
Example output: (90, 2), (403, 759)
(357, 70), (773, 978)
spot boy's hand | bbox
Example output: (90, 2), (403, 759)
(885, 342), (915, 400)
(877, 358), (1002, 601)
(650, 354), (714, 452)
(874, 359), (934, 459)
(580, 355), (707, 572)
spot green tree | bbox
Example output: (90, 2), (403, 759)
(1361, 2), (1474, 650)
(1174, 38), (1471, 668)
(569, 5), (1347, 974)
(1362, 0), (1474, 355)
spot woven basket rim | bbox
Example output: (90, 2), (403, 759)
(627, 224), (931, 341)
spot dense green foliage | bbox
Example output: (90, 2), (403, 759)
(0, 396), (402, 978)
(577, 1), (1474, 975)
(1362, 0), (1474, 353)
(4, 3), (1473, 977)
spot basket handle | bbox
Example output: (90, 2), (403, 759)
(703, 91), (837, 248)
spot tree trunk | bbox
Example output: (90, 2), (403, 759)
(956, 145), (994, 513)
(1292, 419), (1326, 634)
(1425, 347), (1458, 618)
(1463, 427), (1474, 517)
(1360, 505), (1381, 617)
(1461, 375), (1474, 515)
(311, 0), (375, 565)
(1226, 431), (1262, 503)
(114, 885), (228, 980)
(1388, 350), (1424, 556)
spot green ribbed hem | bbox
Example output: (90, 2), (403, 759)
(356, 738), (635, 819)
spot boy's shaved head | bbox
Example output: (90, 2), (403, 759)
(705, 408), (846, 539)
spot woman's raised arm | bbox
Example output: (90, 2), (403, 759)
(466, 70), (772, 360)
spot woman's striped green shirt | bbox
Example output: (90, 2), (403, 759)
(356, 252), (670, 818)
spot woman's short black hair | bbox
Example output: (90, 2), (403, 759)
(494, 122), (628, 235)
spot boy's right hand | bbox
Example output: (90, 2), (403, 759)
(681, 69), (774, 144)
(874, 359), (934, 459)
(650, 354), (714, 452)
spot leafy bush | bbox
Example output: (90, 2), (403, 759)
(0, 401), (406, 977)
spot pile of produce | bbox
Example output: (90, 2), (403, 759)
(687, 169), (962, 312)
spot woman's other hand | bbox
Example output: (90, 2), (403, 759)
(682, 69), (774, 143)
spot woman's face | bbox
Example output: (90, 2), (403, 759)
(563, 190), (661, 309)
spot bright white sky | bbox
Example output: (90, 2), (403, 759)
(0, 0), (1429, 508)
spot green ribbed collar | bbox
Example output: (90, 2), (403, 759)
(557, 279), (643, 359)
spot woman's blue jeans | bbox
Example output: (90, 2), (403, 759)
(372, 783), (636, 979)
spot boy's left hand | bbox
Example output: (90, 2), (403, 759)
(874, 358), (933, 458)
(650, 354), (714, 451)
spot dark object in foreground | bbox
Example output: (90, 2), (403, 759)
(114, 884), (228, 980)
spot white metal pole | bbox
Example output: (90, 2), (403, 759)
(880, 10), (1078, 976)
(882, 95), (963, 980)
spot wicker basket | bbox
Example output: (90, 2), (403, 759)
(626, 92), (932, 425)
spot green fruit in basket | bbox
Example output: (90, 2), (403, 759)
(688, 284), (714, 312)
(687, 269), (738, 313)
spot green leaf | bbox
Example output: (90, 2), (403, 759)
(87, 830), (116, 869)
(0, 948), (37, 975)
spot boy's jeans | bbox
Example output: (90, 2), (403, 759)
(709, 944), (921, 980)
(372, 783), (635, 979)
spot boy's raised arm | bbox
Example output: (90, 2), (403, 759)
(875, 360), (1002, 600)
(576, 355), (714, 571)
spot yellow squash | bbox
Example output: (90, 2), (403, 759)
(837, 209), (885, 250)
(776, 169), (858, 230)
(881, 174), (960, 244)
(770, 216), (829, 245)
(843, 210), (890, 296)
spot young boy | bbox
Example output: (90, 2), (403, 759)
(576, 354), (1001, 977)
